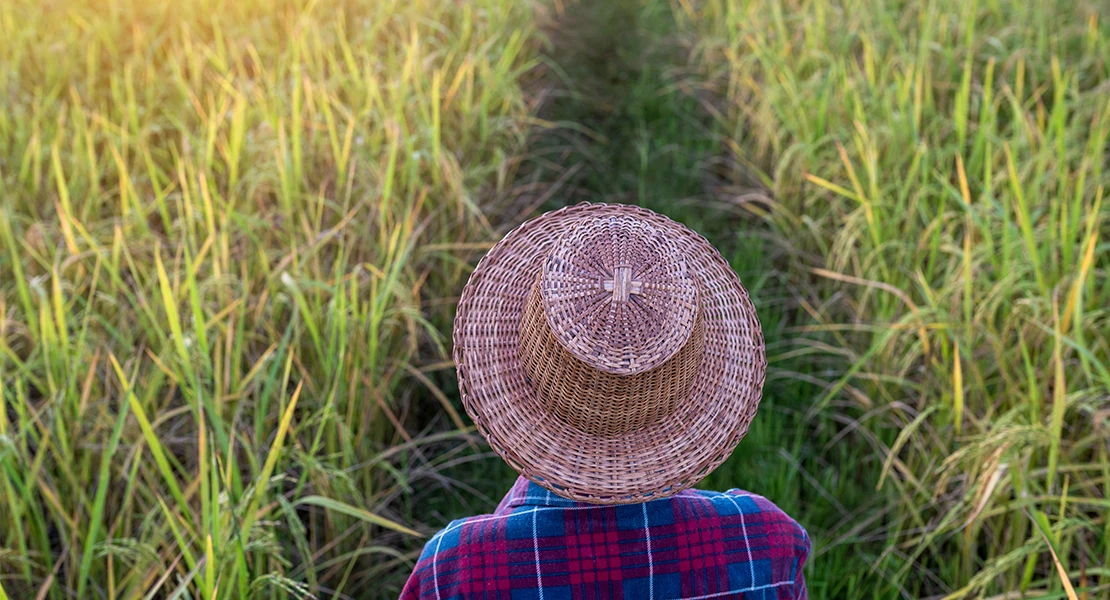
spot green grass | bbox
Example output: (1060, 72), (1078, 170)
(0, 0), (537, 597)
(4, 0), (1109, 597)
(679, 0), (1110, 596)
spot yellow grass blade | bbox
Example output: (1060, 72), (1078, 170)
(297, 495), (423, 538)
(805, 173), (860, 202)
(1046, 295), (1067, 491)
(1030, 510), (1079, 600)
(107, 353), (188, 511)
(240, 380), (302, 539)
(155, 246), (194, 382)
(953, 341), (963, 435)
(1060, 189), (1100, 334)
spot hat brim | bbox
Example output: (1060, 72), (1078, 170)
(452, 203), (766, 503)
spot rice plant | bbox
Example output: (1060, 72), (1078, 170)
(681, 0), (1110, 596)
(0, 0), (537, 597)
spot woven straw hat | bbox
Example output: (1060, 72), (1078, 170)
(453, 203), (765, 504)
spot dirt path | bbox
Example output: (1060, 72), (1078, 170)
(502, 0), (723, 221)
(418, 2), (883, 593)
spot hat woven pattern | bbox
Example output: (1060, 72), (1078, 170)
(540, 215), (699, 374)
(520, 275), (707, 437)
(453, 203), (766, 503)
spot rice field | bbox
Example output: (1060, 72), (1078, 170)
(681, 0), (1110, 596)
(0, 0), (536, 597)
(1, 0), (1108, 598)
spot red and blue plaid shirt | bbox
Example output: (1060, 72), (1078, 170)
(401, 476), (810, 599)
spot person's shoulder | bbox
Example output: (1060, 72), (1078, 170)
(414, 503), (534, 561)
(404, 514), (492, 595)
(415, 512), (494, 563)
(402, 507), (538, 599)
(682, 488), (811, 557)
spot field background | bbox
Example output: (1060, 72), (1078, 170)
(1, 0), (1107, 598)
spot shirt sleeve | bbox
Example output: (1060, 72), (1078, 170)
(399, 521), (456, 600)
(723, 489), (811, 599)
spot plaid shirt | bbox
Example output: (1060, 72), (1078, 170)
(401, 476), (810, 599)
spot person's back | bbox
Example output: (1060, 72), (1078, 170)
(405, 205), (810, 598)
(402, 477), (809, 599)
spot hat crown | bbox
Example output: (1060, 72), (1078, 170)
(539, 215), (699, 375)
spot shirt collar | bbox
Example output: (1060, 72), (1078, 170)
(495, 475), (694, 512)
(496, 476), (581, 513)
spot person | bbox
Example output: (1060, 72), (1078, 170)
(401, 203), (810, 599)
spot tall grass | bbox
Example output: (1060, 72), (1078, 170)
(682, 0), (1110, 596)
(0, 0), (536, 597)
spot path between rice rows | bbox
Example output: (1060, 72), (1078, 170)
(411, 1), (883, 595)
